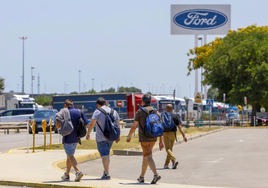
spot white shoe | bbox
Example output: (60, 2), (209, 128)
(75, 171), (83, 182)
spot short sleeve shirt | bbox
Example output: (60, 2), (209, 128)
(92, 106), (119, 142)
(134, 105), (161, 142)
(171, 112), (182, 125)
(63, 107), (89, 144)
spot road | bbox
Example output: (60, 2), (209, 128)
(77, 129), (268, 188)
(0, 127), (135, 153)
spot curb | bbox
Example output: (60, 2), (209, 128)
(0, 180), (99, 188)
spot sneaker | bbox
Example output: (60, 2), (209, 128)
(164, 164), (169, 169)
(137, 176), (144, 183)
(75, 171), (83, 182)
(151, 174), (161, 184)
(172, 161), (179, 169)
(61, 173), (70, 181)
(101, 171), (111, 180)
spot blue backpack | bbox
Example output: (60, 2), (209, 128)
(140, 107), (163, 138)
(161, 112), (176, 132)
(97, 108), (120, 141)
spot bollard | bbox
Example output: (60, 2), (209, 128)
(42, 118), (47, 151)
(49, 117), (52, 150)
(27, 120), (29, 153)
(31, 119), (36, 153)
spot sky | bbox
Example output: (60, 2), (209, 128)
(0, 0), (266, 98)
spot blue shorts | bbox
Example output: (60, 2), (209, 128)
(97, 141), (114, 157)
(63, 143), (77, 155)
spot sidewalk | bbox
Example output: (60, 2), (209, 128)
(1, 149), (232, 188)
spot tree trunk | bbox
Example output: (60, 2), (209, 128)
(251, 102), (261, 126)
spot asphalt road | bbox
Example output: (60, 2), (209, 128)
(77, 129), (268, 188)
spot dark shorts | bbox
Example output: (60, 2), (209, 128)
(97, 141), (114, 157)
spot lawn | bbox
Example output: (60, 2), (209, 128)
(31, 127), (221, 150)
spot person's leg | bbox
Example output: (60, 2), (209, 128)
(164, 133), (172, 165)
(146, 154), (158, 175)
(67, 154), (79, 172)
(66, 156), (72, 175)
(102, 156), (110, 174)
(165, 132), (176, 164)
(140, 156), (149, 177)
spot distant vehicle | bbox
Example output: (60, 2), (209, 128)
(29, 109), (58, 134)
(226, 113), (240, 125)
(0, 108), (36, 123)
(0, 93), (42, 113)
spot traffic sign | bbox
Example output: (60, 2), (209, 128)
(194, 92), (202, 103)
(244, 97), (247, 105)
(115, 100), (124, 108)
(206, 99), (214, 107)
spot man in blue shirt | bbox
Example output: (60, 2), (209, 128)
(56, 99), (89, 182)
(86, 97), (120, 180)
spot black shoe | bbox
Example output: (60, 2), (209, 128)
(151, 174), (161, 184)
(172, 161), (179, 169)
(137, 176), (144, 183)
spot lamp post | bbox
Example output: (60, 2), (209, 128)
(78, 70), (81, 94)
(198, 37), (203, 96)
(31, 67), (35, 98)
(19, 36), (27, 93)
(92, 78), (94, 91)
(189, 84), (191, 98)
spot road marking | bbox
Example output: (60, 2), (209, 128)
(239, 140), (243, 142)
(207, 158), (224, 163)
(8, 149), (13, 153)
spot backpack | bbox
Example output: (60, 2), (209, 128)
(140, 107), (164, 138)
(96, 108), (120, 141)
(77, 110), (87, 139)
(56, 108), (74, 136)
(161, 112), (176, 132)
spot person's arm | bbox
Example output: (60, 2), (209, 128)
(115, 120), (121, 143)
(126, 121), (138, 142)
(159, 135), (164, 150)
(177, 124), (187, 142)
(86, 119), (97, 140)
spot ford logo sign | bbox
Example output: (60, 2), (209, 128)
(173, 9), (228, 30)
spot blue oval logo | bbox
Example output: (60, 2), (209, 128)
(173, 9), (228, 30)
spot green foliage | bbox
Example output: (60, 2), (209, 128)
(85, 89), (97, 94)
(207, 87), (219, 101)
(0, 77), (4, 93)
(188, 25), (268, 110)
(117, 86), (141, 93)
(100, 87), (116, 93)
(70, 91), (79, 95)
(34, 94), (52, 106)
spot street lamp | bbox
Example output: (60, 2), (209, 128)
(78, 70), (81, 94)
(198, 37), (203, 96)
(31, 67), (35, 98)
(19, 36), (28, 93)
(92, 78), (94, 91)
(189, 84), (191, 98)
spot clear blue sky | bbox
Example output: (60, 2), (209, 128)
(0, 0), (265, 97)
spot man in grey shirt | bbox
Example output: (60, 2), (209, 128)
(86, 97), (120, 180)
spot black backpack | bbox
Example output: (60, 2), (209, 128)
(77, 110), (87, 139)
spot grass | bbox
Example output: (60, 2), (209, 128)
(29, 127), (221, 150)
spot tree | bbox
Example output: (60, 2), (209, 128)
(207, 87), (219, 101)
(187, 25), (268, 124)
(100, 87), (116, 93)
(0, 77), (4, 93)
(117, 86), (141, 93)
(34, 94), (52, 106)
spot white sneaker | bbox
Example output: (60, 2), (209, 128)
(75, 171), (83, 182)
(61, 173), (70, 181)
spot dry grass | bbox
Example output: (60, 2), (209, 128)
(31, 127), (221, 150)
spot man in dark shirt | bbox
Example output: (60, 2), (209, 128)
(126, 94), (164, 184)
(56, 99), (89, 182)
(163, 104), (187, 169)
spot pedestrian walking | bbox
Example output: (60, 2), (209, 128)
(55, 99), (89, 182)
(162, 104), (187, 169)
(86, 97), (120, 180)
(126, 94), (164, 184)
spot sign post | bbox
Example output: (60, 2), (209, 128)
(194, 92), (202, 128)
(245, 97), (249, 127)
(206, 99), (214, 127)
(173, 89), (176, 113)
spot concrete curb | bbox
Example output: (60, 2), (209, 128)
(0, 180), (99, 188)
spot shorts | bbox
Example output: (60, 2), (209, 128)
(63, 143), (78, 155)
(141, 142), (156, 157)
(97, 140), (114, 157)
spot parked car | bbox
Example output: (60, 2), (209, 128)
(226, 113), (240, 125)
(0, 108), (35, 123)
(29, 109), (58, 134)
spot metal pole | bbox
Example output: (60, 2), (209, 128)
(204, 35), (208, 99)
(209, 107), (211, 127)
(246, 106), (249, 127)
(242, 107), (244, 126)
(195, 34), (198, 93)
(254, 116), (256, 127)
(19, 37), (27, 93)
(31, 67), (34, 98)
(27, 120), (29, 153)
(50, 118), (52, 150)
(78, 70), (81, 94)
